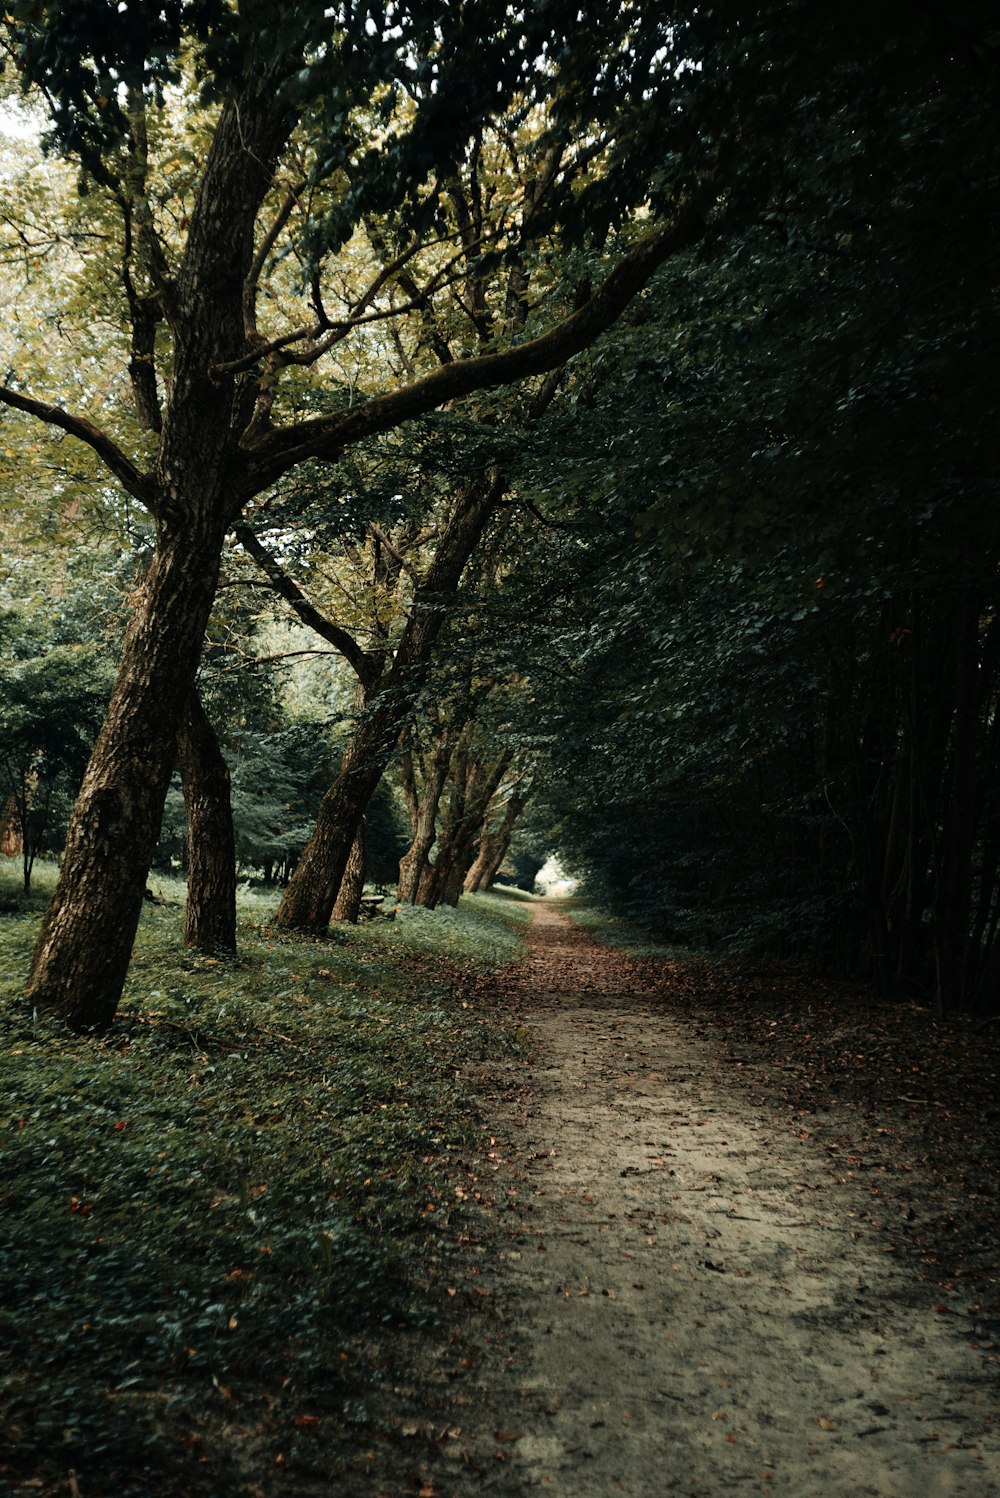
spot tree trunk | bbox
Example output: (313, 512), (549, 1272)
(398, 733), (453, 903)
(331, 686), (373, 923)
(464, 778), (532, 892)
(440, 857), (471, 907)
(416, 738), (473, 910)
(419, 749), (513, 909)
(274, 690), (401, 933)
(464, 833), (507, 893)
(26, 526), (227, 1030)
(1, 794), (21, 857)
(332, 820), (366, 923)
(177, 689), (237, 954)
(275, 477), (504, 935)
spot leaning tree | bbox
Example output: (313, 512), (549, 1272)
(1, 0), (744, 1029)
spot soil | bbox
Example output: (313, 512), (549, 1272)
(349, 901), (1000, 1498)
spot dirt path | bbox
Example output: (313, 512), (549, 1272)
(437, 904), (1000, 1498)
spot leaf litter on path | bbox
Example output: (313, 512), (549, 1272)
(421, 902), (1000, 1498)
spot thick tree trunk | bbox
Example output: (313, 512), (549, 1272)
(464, 772), (535, 886)
(464, 837), (501, 893)
(464, 778), (532, 892)
(332, 820), (366, 923)
(0, 795), (21, 857)
(419, 749), (512, 909)
(481, 833), (515, 889)
(440, 857), (471, 907)
(177, 689), (237, 954)
(26, 526), (226, 1030)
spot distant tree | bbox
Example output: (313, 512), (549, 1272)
(0, 611), (109, 891)
(463, 771), (534, 894)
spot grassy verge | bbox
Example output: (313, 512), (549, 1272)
(0, 862), (528, 1495)
(558, 895), (690, 960)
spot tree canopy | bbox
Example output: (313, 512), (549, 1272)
(1, 0), (998, 1023)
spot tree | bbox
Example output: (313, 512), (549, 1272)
(463, 769), (533, 894)
(0, 633), (108, 890)
(513, 4), (1000, 1012)
(175, 689), (237, 952)
(1, 0), (730, 1029)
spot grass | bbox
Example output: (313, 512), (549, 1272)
(559, 895), (690, 960)
(0, 860), (529, 1495)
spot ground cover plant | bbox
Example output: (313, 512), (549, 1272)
(0, 864), (529, 1495)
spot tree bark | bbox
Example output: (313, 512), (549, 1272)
(274, 476), (504, 934)
(26, 524), (227, 1029)
(177, 689), (237, 954)
(420, 749), (512, 909)
(274, 691), (401, 932)
(398, 732), (453, 903)
(0, 795), (20, 858)
(332, 821), (367, 923)
(464, 777), (533, 892)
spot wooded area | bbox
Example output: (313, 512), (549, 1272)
(2, 0), (998, 1025)
(2, 8), (1000, 1493)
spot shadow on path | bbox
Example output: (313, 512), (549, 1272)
(451, 903), (1000, 1498)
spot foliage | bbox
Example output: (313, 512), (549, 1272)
(0, 603), (111, 887)
(4, 2), (1000, 1021)
(0, 866), (528, 1493)
(505, 6), (1000, 1013)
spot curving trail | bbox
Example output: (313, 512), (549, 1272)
(447, 903), (999, 1498)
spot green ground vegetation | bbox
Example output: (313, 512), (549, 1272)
(0, 863), (529, 1494)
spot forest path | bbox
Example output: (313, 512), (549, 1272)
(446, 902), (999, 1498)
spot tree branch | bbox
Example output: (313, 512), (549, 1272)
(243, 178), (307, 341)
(367, 521), (424, 586)
(0, 385), (154, 507)
(234, 523), (378, 688)
(242, 180), (719, 495)
(215, 234), (486, 379)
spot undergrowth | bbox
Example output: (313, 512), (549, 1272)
(0, 864), (528, 1495)
(560, 897), (691, 961)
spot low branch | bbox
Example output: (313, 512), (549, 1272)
(214, 645), (339, 673)
(0, 385), (154, 507)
